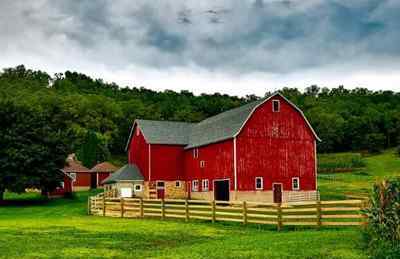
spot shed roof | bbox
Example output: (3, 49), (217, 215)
(91, 162), (118, 173)
(61, 160), (91, 173)
(125, 93), (320, 150)
(101, 164), (144, 184)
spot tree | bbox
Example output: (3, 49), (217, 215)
(0, 99), (71, 200)
(365, 133), (386, 154)
(77, 130), (110, 168)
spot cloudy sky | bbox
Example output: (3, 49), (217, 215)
(1, 0), (400, 96)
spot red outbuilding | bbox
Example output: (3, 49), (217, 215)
(90, 162), (118, 188)
(124, 93), (320, 203)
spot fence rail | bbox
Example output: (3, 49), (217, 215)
(89, 196), (367, 230)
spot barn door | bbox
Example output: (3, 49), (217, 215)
(273, 184), (282, 203)
(214, 180), (230, 201)
(90, 173), (97, 189)
(156, 181), (165, 199)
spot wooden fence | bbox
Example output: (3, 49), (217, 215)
(89, 196), (367, 230)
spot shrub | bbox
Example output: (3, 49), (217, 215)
(364, 178), (400, 259)
(364, 133), (386, 154)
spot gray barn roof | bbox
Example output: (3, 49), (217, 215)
(101, 164), (144, 184)
(125, 93), (320, 150)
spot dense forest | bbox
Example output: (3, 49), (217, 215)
(1, 65), (400, 157)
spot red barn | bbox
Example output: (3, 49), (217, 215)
(90, 162), (118, 188)
(125, 93), (320, 202)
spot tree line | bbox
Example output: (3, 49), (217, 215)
(1, 65), (400, 199)
(1, 65), (400, 155)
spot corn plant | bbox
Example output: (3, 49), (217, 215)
(364, 178), (400, 258)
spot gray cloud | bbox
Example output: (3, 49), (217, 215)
(1, 0), (400, 77)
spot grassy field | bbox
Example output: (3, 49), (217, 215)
(0, 191), (366, 259)
(318, 149), (400, 200)
(1, 150), (398, 258)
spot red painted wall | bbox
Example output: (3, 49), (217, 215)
(236, 95), (316, 191)
(128, 126), (149, 180)
(97, 172), (111, 186)
(151, 144), (185, 180)
(74, 172), (91, 187)
(184, 140), (234, 191)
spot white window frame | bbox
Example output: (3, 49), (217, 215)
(202, 179), (209, 192)
(134, 184), (143, 192)
(70, 172), (77, 182)
(175, 181), (181, 188)
(192, 180), (199, 192)
(255, 177), (263, 190)
(272, 100), (280, 112)
(200, 160), (205, 168)
(193, 148), (199, 158)
(292, 177), (300, 191)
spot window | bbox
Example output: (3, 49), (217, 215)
(193, 148), (199, 158)
(120, 187), (132, 198)
(175, 181), (181, 188)
(272, 100), (280, 112)
(200, 160), (205, 168)
(157, 181), (165, 188)
(70, 173), (76, 182)
(255, 177), (263, 190)
(202, 179), (209, 192)
(292, 177), (300, 191)
(134, 184), (142, 192)
(192, 180), (199, 192)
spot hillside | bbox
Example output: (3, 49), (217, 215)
(318, 149), (400, 200)
(1, 65), (400, 157)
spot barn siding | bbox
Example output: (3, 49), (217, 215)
(150, 144), (185, 180)
(128, 126), (149, 180)
(73, 172), (91, 187)
(236, 95), (316, 191)
(184, 139), (234, 191)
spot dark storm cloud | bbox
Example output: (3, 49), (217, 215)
(1, 0), (400, 74)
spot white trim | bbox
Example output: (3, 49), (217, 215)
(292, 177), (300, 191)
(200, 160), (205, 168)
(70, 172), (77, 182)
(192, 180), (199, 192)
(233, 137), (237, 191)
(125, 120), (151, 151)
(148, 144), (151, 181)
(314, 140), (318, 190)
(134, 184), (143, 192)
(272, 99), (280, 112)
(233, 92), (321, 141)
(96, 173), (99, 187)
(255, 177), (263, 190)
(202, 179), (209, 192)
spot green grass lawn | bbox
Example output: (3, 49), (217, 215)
(0, 191), (366, 259)
(318, 149), (400, 200)
(2, 150), (399, 258)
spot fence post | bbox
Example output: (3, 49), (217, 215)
(140, 198), (144, 218)
(102, 195), (106, 217)
(87, 197), (91, 215)
(243, 201), (247, 225)
(185, 199), (189, 222)
(121, 197), (124, 218)
(212, 200), (216, 223)
(277, 203), (282, 231)
(161, 199), (165, 220)
(316, 200), (321, 229)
